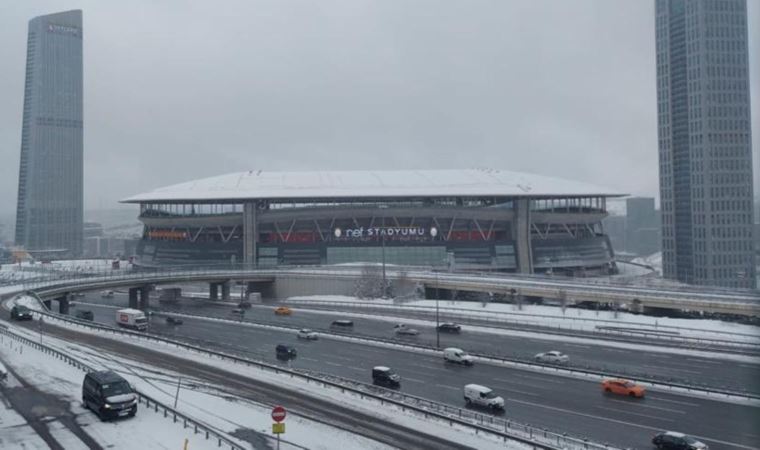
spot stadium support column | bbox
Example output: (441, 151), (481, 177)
(243, 202), (257, 267)
(128, 287), (139, 309)
(514, 199), (533, 274)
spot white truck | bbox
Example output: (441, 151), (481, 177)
(115, 309), (148, 331)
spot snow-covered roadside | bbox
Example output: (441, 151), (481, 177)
(287, 295), (760, 342)
(0, 328), (396, 450)
(7, 322), (533, 450)
(0, 367), (50, 450)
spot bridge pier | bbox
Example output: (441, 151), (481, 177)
(57, 296), (70, 315)
(42, 299), (52, 310)
(221, 282), (231, 301)
(128, 288), (139, 309)
(138, 286), (151, 310)
(209, 283), (219, 300)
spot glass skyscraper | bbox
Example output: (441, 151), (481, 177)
(655, 0), (755, 288)
(15, 10), (83, 256)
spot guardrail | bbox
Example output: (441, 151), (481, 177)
(279, 299), (760, 352)
(0, 325), (246, 450)
(15, 295), (618, 450)
(149, 306), (760, 401)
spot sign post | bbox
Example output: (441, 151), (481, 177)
(271, 405), (286, 450)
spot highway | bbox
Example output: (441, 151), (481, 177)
(72, 294), (760, 450)
(78, 293), (760, 396)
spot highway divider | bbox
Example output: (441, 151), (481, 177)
(14, 293), (619, 450)
(0, 325), (246, 450)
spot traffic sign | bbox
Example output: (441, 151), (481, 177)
(271, 405), (286, 422)
(272, 423), (285, 434)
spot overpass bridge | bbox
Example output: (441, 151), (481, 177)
(12, 265), (760, 317)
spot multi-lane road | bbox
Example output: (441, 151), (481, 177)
(70, 292), (760, 450)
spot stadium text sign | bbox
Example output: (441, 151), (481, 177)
(334, 226), (438, 239)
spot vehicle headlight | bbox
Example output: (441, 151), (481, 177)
(104, 404), (112, 409)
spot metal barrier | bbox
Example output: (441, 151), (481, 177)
(0, 326), (246, 450)
(16, 296), (617, 450)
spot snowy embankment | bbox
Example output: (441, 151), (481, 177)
(287, 295), (760, 343)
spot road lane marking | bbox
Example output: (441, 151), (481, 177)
(645, 396), (700, 407)
(509, 372), (565, 384)
(324, 361), (343, 367)
(434, 384), (460, 391)
(300, 357), (319, 362)
(509, 398), (664, 430)
(498, 387), (539, 397)
(404, 377), (424, 383)
(595, 405), (674, 422)
(606, 398), (686, 414)
(640, 364), (702, 375)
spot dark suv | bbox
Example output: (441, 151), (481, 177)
(372, 366), (400, 388)
(437, 322), (461, 333)
(10, 305), (33, 321)
(82, 370), (138, 421)
(653, 431), (708, 450)
(276, 344), (297, 360)
(75, 310), (94, 321)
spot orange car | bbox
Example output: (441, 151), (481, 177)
(274, 306), (292, 316)
(601, 379), (645, 398)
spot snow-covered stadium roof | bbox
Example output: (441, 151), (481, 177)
(122, 169), (622, 203)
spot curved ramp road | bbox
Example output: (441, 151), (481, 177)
(71, 300), (760, 449)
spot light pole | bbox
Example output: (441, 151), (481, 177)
(435, 270), (440, 349)
(381, 231), (387, 298)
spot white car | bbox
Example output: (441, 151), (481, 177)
(297, 329), (318, 340)
(534, 350), (569, 364)
(463, 384), (504, 411)
(395, 327), (420, 336)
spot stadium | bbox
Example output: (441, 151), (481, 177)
(122, 169), (623, 274)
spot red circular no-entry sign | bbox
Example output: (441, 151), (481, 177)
(271, 405), (286, 422)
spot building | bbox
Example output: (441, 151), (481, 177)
(655, 0), (755, 288)
(602, 214), (627, 253)
(122, 169), (622, 274)
(625, 197), (660, 257)
(14, 10), (83, 257)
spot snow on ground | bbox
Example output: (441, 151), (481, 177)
(7, 321), (531, 450)
(0, 327), (397, 450)
(0, 390), (49, 449)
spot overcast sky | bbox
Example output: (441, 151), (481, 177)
(0, 0), (758, 217)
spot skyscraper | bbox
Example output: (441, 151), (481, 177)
(655, 0), (755, 288)
(15, 10), (83, 256)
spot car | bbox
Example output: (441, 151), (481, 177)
(463, 384), (505, 411)
(331, 319), (354, 328)
(601, 379), (645, 398)
(276, 344), (297, 359)
(100, 290), (115, 299)
(437, 323), (462, 333)
(534, 351), (569, 364)
(75, 310), (94, 321)
(82, 370), (137, 421)
(395, 327), (420, 336)
(372, 366), (400, 388)
(10, 305), (33, 321)
(297, 329), (318, 340)
(443, 347), (474, 365)
(166, 316), (183, 325)
(274, 306), (292, 316)
(652, 431), (708, 450)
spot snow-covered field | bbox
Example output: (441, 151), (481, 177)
(287, 295), (760, 343)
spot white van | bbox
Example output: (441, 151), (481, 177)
(463, 384), (504, 411)
(443, 348), (474, 366)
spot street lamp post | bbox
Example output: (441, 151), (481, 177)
(381, 231), (387, 298)
(435, 271), (440, 349)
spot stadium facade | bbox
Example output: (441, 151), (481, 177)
(122, 169), (622, 274)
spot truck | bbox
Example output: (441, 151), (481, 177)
(115, 309), (148, 331)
